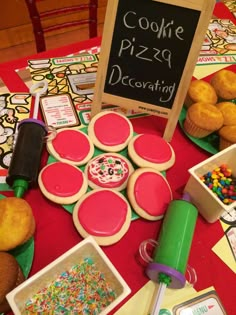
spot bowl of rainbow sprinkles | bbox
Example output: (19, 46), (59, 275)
(6, 236), (131, 315)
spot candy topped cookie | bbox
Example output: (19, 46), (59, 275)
(84, 153), (134, 191)
(128, 134), (175, 171)
(88, 111), (133, 152)
(72, 189), (131, 245)
(47, 128), (94, 166)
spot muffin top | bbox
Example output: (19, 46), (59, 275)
(0, 197), (35, 251)
(211, 69), (236, 100)
(187, 79), (218, 104)
(186, 102), (224, 131)
(0, 252), (20, 300)
(215, 102), (236, 126)
(219, 125), (236, 142)
(0, 251), (25, 313)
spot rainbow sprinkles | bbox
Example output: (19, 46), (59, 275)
(22, 257), (116, 314)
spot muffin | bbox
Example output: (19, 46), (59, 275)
(0, 197), (35, 251)
(218, 125), (236, 150)
(211, 69), (236, 100)
(183, 102), (224, 138)
(215, 102), (236, 126)
(184, 79), (218, 108)
(0, 252), (25, 313)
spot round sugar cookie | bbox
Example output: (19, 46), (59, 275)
(128, 134), (175, 171)
(72, 189), (132, 245)
(88, 111), (133, 152)
(84, 153), (134, 191)
(38, 162), (88, 204)
(127, 168), (172, 220)
(47, 128), (94, 166)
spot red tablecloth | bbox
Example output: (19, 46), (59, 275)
(0, 3), (235, 314)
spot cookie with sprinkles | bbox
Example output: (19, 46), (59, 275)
(47, 128), (94, 166)
(38, 161), (88, 204)
(84, 153), (134, 191)
(88, 111), (133, 152)
(73, 189), (132, 245)
(128, 133), (175, 171)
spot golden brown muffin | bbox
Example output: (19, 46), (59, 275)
(215, 102), (236, 126)
(218, 125), (236, 151)
(211, 69), (236, 100)
(0, 197), (35, 251)
(184, 79), (218, 108)
(183, 102), (224, 138)
(0, 252), (25, 313)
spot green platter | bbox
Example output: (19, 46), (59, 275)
(47, 127), (140, 220)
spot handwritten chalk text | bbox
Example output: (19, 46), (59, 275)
(108, 65), (176, 103)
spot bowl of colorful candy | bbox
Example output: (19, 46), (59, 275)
(184, 144), (236, 223)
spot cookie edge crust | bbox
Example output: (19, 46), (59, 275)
(127, 167), (172, 221)
(128, 134), (175, 171)
(38, 162), (88, 204)
(47, 128), (95, 166)
(72, 188), (132, 245)
(88, 111), (134, 152)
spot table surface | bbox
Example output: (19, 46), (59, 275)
(0, 3), (235, 315)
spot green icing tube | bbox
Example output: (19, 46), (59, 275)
(146, 199), (198, 289)
(154, 199), (198, 273)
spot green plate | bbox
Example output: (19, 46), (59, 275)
(47, 127), (140, 220)
(0, 195), (34, 278)
(179, 107), (219, 155)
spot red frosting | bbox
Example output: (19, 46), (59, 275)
(134, 172), (172, 216)
(77, 190), (128, 236)
(41, 162), (84, 197)
(94, 113), (131, 146)
(52, 130), (91, 162)
(133, 134), (172, 163)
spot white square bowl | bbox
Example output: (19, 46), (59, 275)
(6, 236), (131, 315)
(184, 144), (236, 223)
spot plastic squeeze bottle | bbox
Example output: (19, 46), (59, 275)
(6, 118), (47, 197)
(146, 198), (198, 315)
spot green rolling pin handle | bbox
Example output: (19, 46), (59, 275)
(144, 198), (198, 289)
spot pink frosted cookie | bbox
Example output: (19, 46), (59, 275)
(47, 128), (94, 166)
(128, 134), (175, 171)
(72, 189), (131, 245)
(38, 162), (88, 204)
(127, 168), (172, 220)
(84, 153), (134, 191)
(88, 111), (133, 152)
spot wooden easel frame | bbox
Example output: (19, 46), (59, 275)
(92, 0), (215, 141)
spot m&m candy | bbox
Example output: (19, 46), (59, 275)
(200, 164), (236, 205)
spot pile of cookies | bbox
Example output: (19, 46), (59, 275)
(40, 111), (175, 246)
(0, 197), (35, 313)
(183, 69), (236, 151)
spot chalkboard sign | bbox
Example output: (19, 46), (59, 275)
(92, 0), (215, 141)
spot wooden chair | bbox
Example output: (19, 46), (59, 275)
(25, 0), (98, 53)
